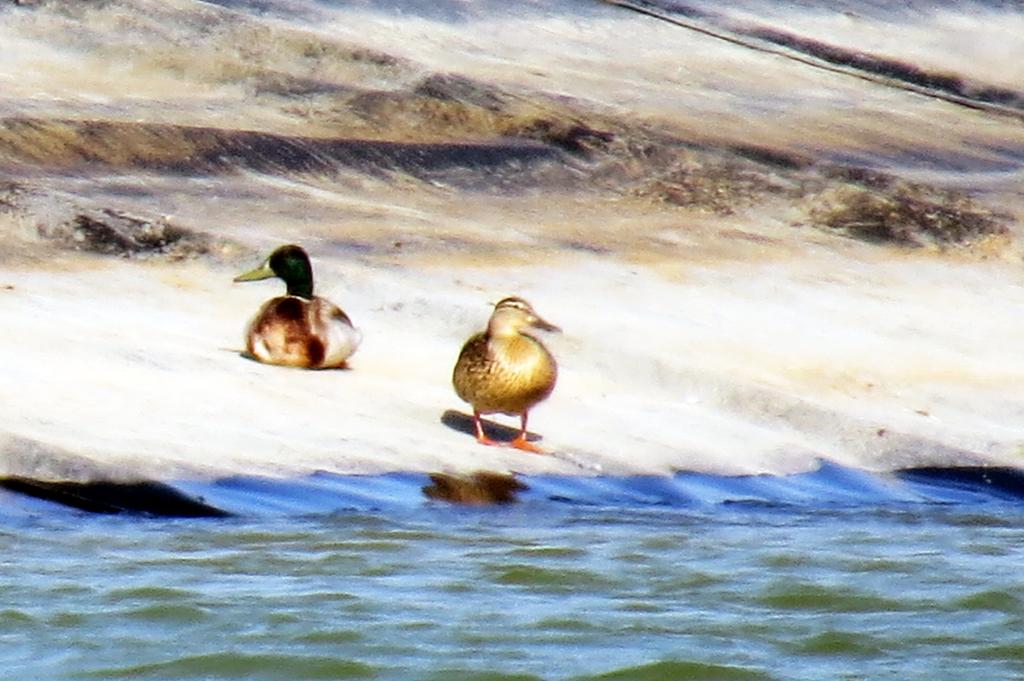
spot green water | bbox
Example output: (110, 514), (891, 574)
(2, 504), (1023, 680)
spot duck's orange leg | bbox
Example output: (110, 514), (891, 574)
(510, 412), (547, 455)
(473, 411), (501, 447)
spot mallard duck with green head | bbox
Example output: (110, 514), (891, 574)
(452, 296), (560, 454)
(234, 244), (361, 369)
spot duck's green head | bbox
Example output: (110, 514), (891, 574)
(234, 244), (314, 299)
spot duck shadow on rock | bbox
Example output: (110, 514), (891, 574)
(440, 409), (541, 443)
(235, 350), (353, 370)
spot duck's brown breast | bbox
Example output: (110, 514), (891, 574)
(245, 296), (322, 368)
(453, 332), (557, 415)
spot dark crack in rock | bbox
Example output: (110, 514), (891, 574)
(38, 208), (228, 260)
(808, 182), (1010, 247)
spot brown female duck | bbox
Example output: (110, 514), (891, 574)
(452, 296), (560, 454)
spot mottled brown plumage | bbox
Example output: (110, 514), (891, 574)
(244, 295), (357, 369)
(452, 297), (559, 454)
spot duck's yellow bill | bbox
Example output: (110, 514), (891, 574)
(533, 317), (562, 333)
(233, 262), (274, 283)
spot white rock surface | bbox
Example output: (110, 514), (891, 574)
(1, 0), (1022, 481)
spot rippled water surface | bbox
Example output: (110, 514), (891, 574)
(3, 494), (1023, 680)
